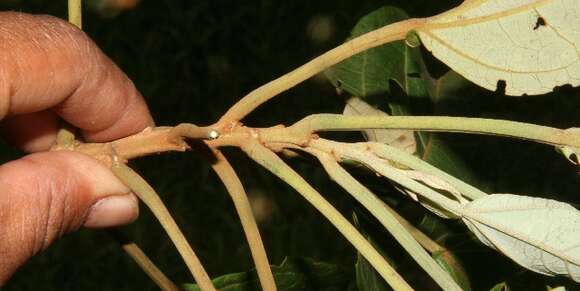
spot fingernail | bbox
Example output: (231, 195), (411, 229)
(84, 193), (139, 228)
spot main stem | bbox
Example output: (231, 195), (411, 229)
(220, 18), (424, 122)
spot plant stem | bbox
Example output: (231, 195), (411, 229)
(55, 127), (76, 149)
(240, 140), (413, 291)
(366, 142), (487, 200)
(68, 0), (82, 28)
(220, 18), (424, 122)
(380, 203), (443, 254)
(168, 123), (216, 143)
(316, 153), (463, 291)
(111, 162), (216, 291)
(211, 151), (277, 291)
(109, 230), (179, 291)
(57, 0), (82, 149)
(75, 127), (188, 165)
(311, 139), (463, 215)
(293, 114), (580, 148)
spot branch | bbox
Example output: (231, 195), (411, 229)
(109, 230), (179, 291)
(314, 152), (462, 291)
(211, 150), (277, 291)
(240, 140), (413, 291)
(220, 19), (425, 122)
(291, 114), (580, 148)
(310, 139), (463, 216)
(365, 142), (486, 200)
(111, 162), (216, 291)
(73, 127), (188, 165)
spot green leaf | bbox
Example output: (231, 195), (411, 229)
(327, 5), (478, 186)
(183, 257), (351, 291)
(355, 252), (390, 291)
(432, 250), (472, 291)
(489, 282), (510, 291)
(428, 70), (471, 106)
(325, 6), (428, 102)
(351, 213), (393, 291)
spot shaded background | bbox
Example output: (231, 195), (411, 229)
(1, 0), (579, 290)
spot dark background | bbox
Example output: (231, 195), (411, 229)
(1, 0), (579, 290)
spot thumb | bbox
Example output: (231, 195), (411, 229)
(0, 151), (139, 285)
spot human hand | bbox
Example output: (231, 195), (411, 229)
(0, 12), (154, 285)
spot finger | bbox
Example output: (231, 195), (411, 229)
(0, 151), (139, 285)
(0, 12), (154, 142)
(0, 111), (59, 152)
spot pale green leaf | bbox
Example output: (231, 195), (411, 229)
(417, 0), (580, 96)
(461, 194), (580, 282)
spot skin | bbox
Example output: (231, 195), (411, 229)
(0, 12), (154, 285)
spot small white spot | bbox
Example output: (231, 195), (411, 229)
(208, 129), (220, 140)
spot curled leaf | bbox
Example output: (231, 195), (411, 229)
(397, 169), (468, 219)
(417, 0), (580, 96)
(344, 97), (416, 154)
(461, 194), (580, 282)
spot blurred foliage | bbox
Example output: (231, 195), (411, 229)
(1, 0), (579, 290)
(184, 256), (351, 291)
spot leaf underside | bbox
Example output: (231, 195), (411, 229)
(462, 194), (580, 282)
(417, 0), (580, 96)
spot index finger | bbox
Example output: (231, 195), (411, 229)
(0, 12), (154, 142)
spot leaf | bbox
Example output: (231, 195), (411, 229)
(397, 169), (468, 218)
(183, 257), (351, 291)
(327, 5), (479, 187)
(417, 0), (580, 96)
(343, 97), (416, 154)
(401, 169), (466, 204)
(355, 252), (391, 291)
(352, 213), (394, 291)
(428, 70), (479, 114)
(460, 194), (580, 282)
(432, 249), (472, 291)
(415, 133), (477, 188)
(490, 282), (510, 291)
(325, 6), (427, 99)
(418, 212), (455, 243)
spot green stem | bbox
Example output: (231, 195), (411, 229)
(380, 204), (443, 254)
(316, 153), (462, 291)
(68, 0), (82, 28)
(109, 230), (179, 291)
(366, 142), (487, 200)
(111, 162), (216, 291)
(220, 19), (424, 122)
(241, 140), (413, 291)
(59, 0), (83, 147)
(294, 114), (580, 148)
(211, 151), (277, 291)
(311, 139), (463, 216)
